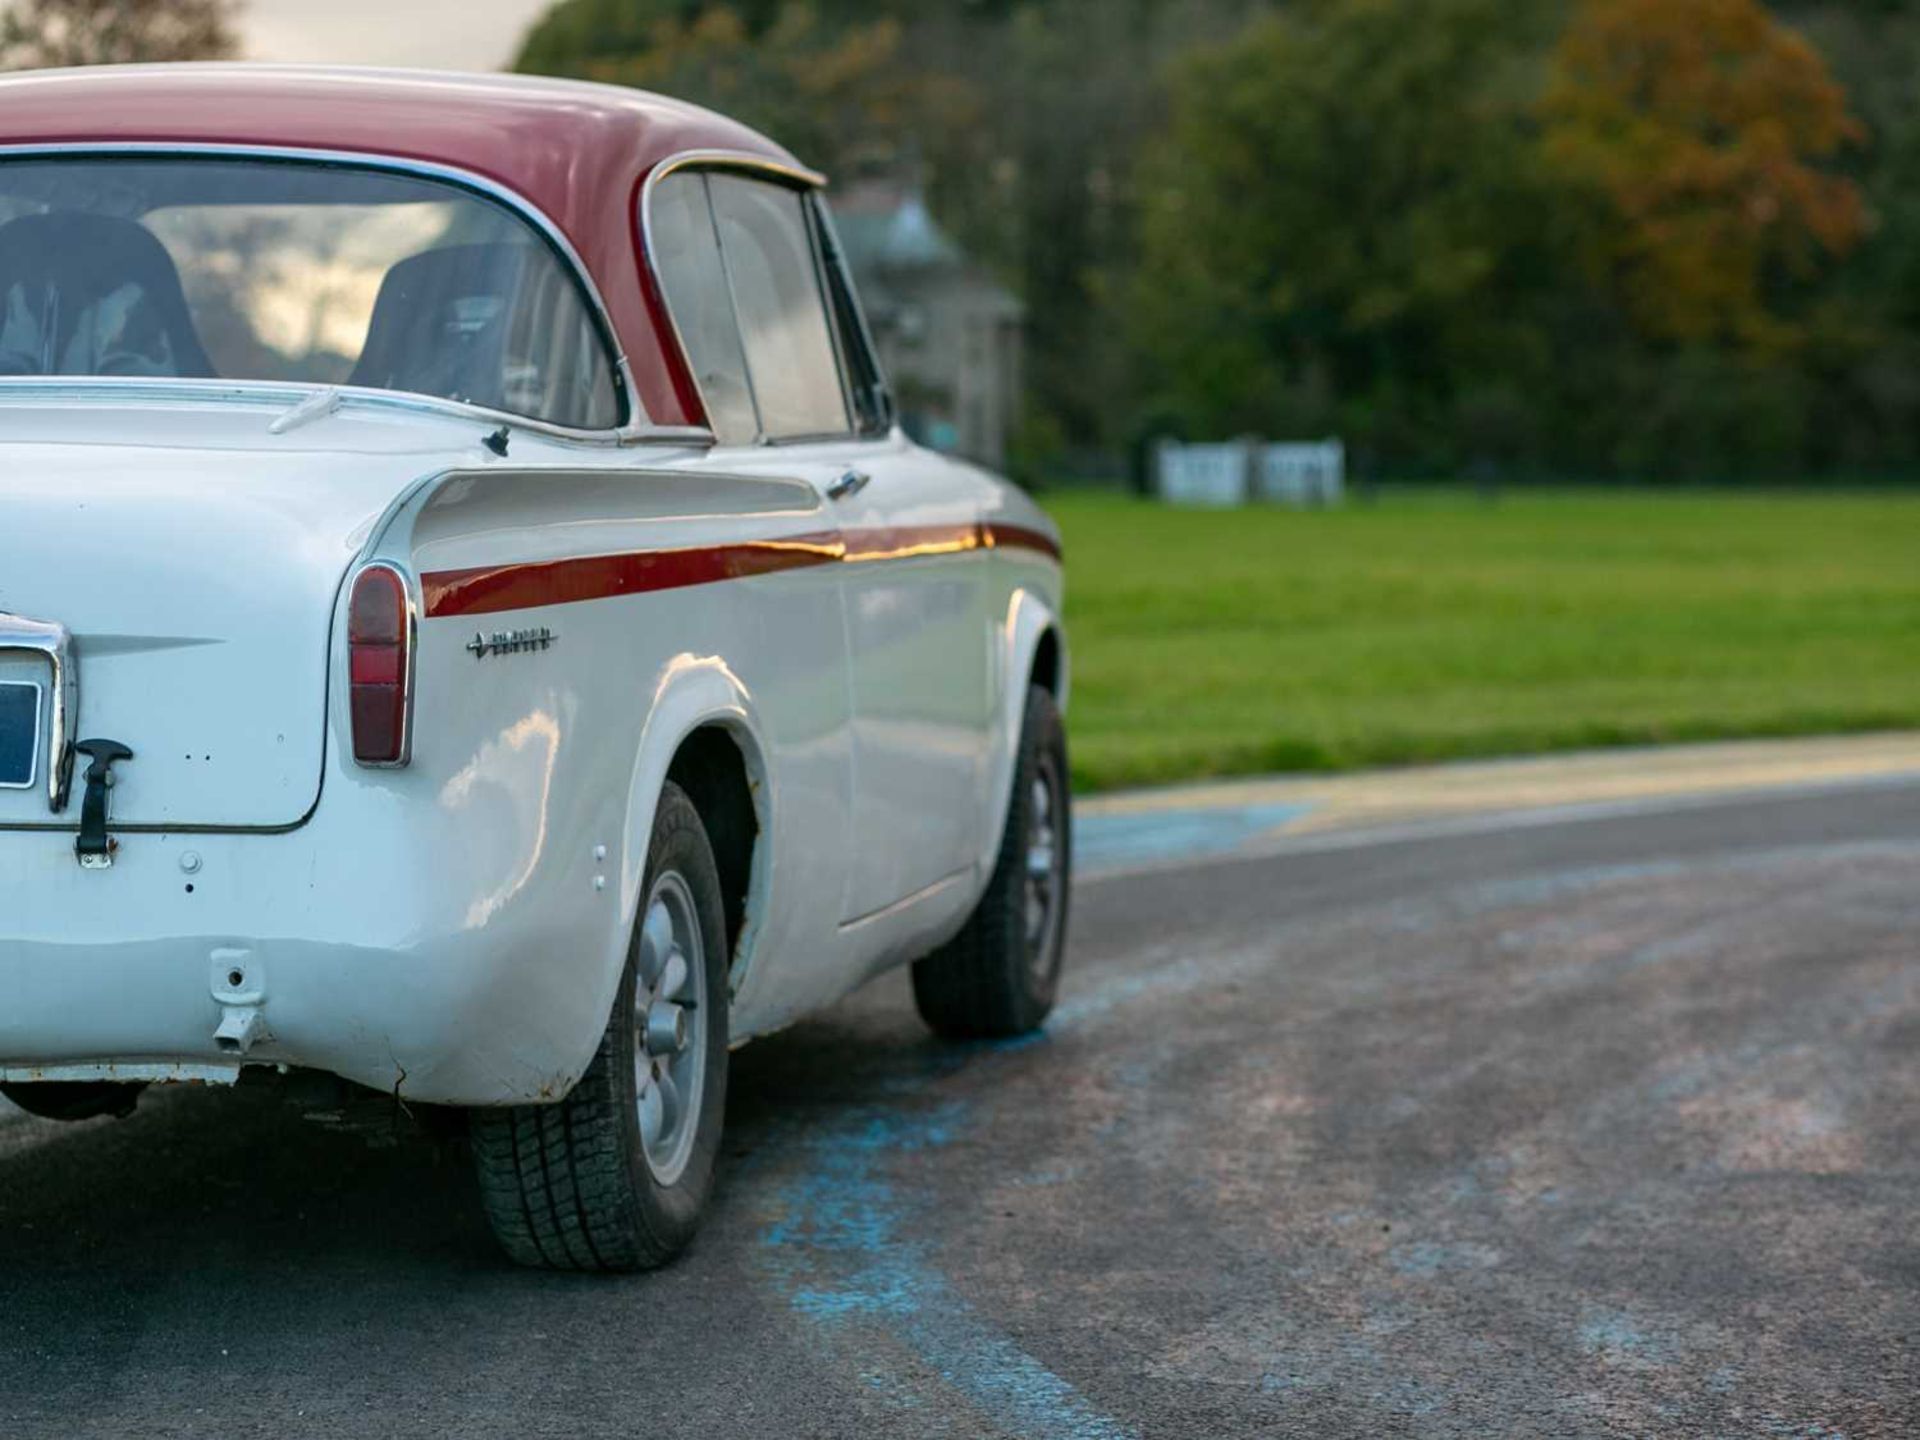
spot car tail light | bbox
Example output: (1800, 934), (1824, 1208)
(348, 563), (413, 767)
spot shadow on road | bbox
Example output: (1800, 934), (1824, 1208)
(0, 984), (987, 1437)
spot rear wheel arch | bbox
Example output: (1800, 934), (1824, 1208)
(665, 723), (762, 981)
(606, 662), (773, 1082)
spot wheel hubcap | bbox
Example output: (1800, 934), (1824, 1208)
(645, 1001), (688, 1057)
(1024, 753), (1064, 979)
(634, 871), (707, 1186)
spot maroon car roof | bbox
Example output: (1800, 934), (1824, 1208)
(0, 65), (813, 427)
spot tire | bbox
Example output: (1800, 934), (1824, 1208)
(471, 781), (730, 1272)
(912, 683), (1071, 1039)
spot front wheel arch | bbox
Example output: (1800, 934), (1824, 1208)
(978, 592), (1067, 878)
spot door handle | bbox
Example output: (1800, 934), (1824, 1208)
(827, 468), (871, 502)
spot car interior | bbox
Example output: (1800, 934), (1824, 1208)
(0, 211), (215, 379)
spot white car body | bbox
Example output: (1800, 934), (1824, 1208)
(0, 69), (1066, 1109)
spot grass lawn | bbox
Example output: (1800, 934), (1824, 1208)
(1047, 488), (1920, 791)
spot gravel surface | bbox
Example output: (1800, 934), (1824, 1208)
(0, 783), (1915, 1438)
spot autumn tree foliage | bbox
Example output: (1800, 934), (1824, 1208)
(1126, 0), (1887, 475)
(1543, 0), (1866, 349)
(0, 0), (239, 69)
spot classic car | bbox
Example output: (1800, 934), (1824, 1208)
(0, 66), (1070, 1271)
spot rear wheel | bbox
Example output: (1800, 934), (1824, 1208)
(912, 683), (1071, 1039)
(471, 781), (729, 1271)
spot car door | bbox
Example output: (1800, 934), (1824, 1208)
(642, 165), (863, 1021)
(802, 193), (994, 924)
(649, 167), (994, 934)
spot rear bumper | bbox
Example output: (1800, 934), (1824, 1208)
(0, 805), (628, 1106)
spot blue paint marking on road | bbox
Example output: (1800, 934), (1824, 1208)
(1074, 802), (1315, 874)
(759, 1105), (1137, 1440)
(751, 844), (1908, 1431)
(1579, 1308), (1677, 1366)
(1388, 1240), (1502, 1278)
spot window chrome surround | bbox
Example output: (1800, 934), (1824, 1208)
(0, 612), (77, 811)
(638, 149), (836, 449)
(0, 141), (694, 447)
(346, 560), (419, 771)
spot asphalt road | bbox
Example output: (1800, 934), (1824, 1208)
(1, 781), (1916, 1438)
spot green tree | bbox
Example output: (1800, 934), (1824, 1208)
(1774, 2), (1920, 471)
(1130, 0), (1560, 469)
(515, 0), (1254, 450)
(530, 4), (946, 182)
(517, 0), (1024, 73)
(0, 0), (239, 68)
(913, 0), (1258, 449)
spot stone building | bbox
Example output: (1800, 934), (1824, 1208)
(830, 179), (1024, 469)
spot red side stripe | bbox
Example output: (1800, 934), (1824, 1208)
(423, 534), (842, 618)
(420, 521), (1061, 620)
(985, 522), (1064, 563)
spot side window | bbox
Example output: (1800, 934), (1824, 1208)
(706, 174), (852, 441)
(810, 195), (895, 437)
(648, 171), (758, 445)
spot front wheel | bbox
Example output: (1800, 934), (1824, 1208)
(912, 683), (1071, 1039)
(470, 781), (730, 1272)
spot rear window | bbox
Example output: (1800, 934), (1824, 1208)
(0, 155), (623, 430)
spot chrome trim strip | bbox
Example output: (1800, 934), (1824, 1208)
(0, 140), (659, 444)
(0, 1061), (242, 1086)
(637, 148), (829, 446)
(647, 148), (828, 193)
(0, 612), (76, 811)
(0, 375), (718, 450)
(812, 194), (898, 435)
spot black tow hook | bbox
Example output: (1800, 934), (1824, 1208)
(73, 739), (133, 871)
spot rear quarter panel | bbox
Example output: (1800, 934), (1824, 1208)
(348, 464), (859, 1087)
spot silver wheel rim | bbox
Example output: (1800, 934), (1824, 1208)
(634, 870), (707, 1187)
(1024, 751), (1065, 981)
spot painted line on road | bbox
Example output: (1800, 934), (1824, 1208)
(1077, 770), (1920, 884)
(1074, 801), (1316, 872)
(1076, 732), (1920, 880)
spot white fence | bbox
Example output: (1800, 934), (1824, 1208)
(1156, 439), (1346, 508)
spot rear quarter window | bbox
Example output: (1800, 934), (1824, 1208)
(646, 168), (854, 444)
(707, 175), (850, 442)
(648, 171), (759, 446)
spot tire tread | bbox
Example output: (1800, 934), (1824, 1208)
(471, 782), (726, 1272)
(912, 685), (1070, 1039)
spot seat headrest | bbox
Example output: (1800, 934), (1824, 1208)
(0, 211), (214, 379)
(348, 243), (534, 412)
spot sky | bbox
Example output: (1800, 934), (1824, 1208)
(242, 0), (558, 73)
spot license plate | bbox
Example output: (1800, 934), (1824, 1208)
(0, 681), (42, 789)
